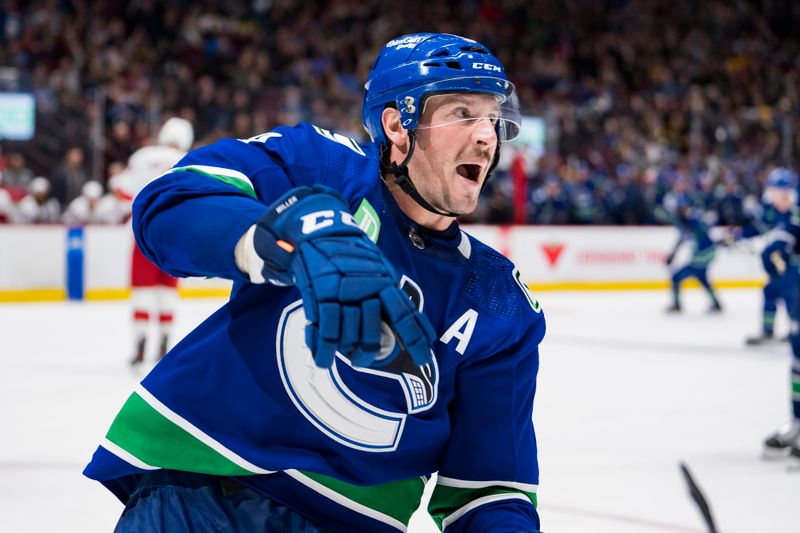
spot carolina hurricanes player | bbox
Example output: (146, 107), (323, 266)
(113, 117), (194, 366)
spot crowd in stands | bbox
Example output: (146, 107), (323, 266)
(0, 165), (128, 224)
(0, 0), (799, 226)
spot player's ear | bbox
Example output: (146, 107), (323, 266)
(381, 107), (409, 150)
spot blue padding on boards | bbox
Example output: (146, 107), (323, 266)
(66, 226), (85, 300)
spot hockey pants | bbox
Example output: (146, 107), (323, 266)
(113, 470), (334, 533)
(671, 265), (719, 306)
(762, 270), (799, 336)
(789, 282), (800, 421)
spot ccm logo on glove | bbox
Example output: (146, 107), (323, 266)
(301, 210), (359, 235)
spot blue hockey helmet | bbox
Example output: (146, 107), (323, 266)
(362, 33), (521, 147)
(766, 167), (795, 189)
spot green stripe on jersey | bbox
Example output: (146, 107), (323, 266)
(105, 391), (254, 475)
(298, 470), (425, 526)
(106, 390), (424, 526)
(428, 483), (537, 530)
(691, 248), (715, 266)
(792, 379), (800, 394)
(170, 165), (256, 198)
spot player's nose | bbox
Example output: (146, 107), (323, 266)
(470, 117), (497, 146)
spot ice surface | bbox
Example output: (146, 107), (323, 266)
(1, 288), (798, 532)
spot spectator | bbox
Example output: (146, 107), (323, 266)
(5, 1), (800, 225)
(62, 180), (124, 225)
(51, 147), (88, 208)
(717, 171), (748, 226)
(0, 174), (16, 223)
(16, 177), (60, 224)
(530, 177), (571, 225)
(104, 121), (137, 173)
(2, 153), (34, 200)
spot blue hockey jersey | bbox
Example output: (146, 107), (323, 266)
(667, 209), (717, 269)
(84, 123), (545, 533)
(738, 204), (800, 277)
(759, 208), (799, 278)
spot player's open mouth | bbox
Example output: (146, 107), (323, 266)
(456, 164), (482, 182)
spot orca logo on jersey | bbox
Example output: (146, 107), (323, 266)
(513, 267), (541, 313)
(276, 275), (438, 452)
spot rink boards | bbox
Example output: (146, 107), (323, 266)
(0, 224), (767, 302)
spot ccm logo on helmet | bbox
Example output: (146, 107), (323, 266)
(472, 62), (502, 72)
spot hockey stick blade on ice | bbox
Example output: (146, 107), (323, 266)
(679, 462), (718, 533)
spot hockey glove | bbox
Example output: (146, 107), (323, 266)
(250, 185), (435, 369)
(769, 250), (787, 276)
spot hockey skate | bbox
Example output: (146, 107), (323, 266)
(130, 338), (146, 367)
(745, 333), (779, 346)
(707, 302), (723, 314)
(763, 421), (800, 459)
(791, 445), (800, 465)
(665, 303), (682, 313)
(158, 335), (169, 361)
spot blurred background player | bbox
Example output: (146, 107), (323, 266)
(763, 176), (800, 462)
(732, 168), (800, 345)
(113, 117), (194, 366)
(664, 194), (723, 313)
(62, 180), (124, 225)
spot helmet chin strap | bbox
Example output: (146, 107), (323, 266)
(380, 130), (501, 218)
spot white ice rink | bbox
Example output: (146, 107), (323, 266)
(2, 288), (798, 532)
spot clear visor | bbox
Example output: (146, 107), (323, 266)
(412, 77), (521, 142)
(766, 186), (796, 207)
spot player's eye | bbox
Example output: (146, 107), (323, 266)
(452, 106), (471, 120)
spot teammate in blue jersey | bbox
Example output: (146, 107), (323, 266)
(761, 169), (800, 462)
(664, 194), (723, 313)
(84, 33), (545, 533)
(735, 168), (800, 345)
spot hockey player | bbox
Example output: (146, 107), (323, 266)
(84, 33), (544, 532)
(737, 168), (800, 345)
(761, 170), (800, 461)
(763, 279), (800, 462)
(113, 117), (194, 366)
(664, 194), (723, 313)
(764, 314), (800, 464)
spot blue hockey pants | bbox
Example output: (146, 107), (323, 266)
(789, 283), (800, 420)
(113, 470), (334, 533)
(671, 265), (720, 306)
(761, 271), (799, 336)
